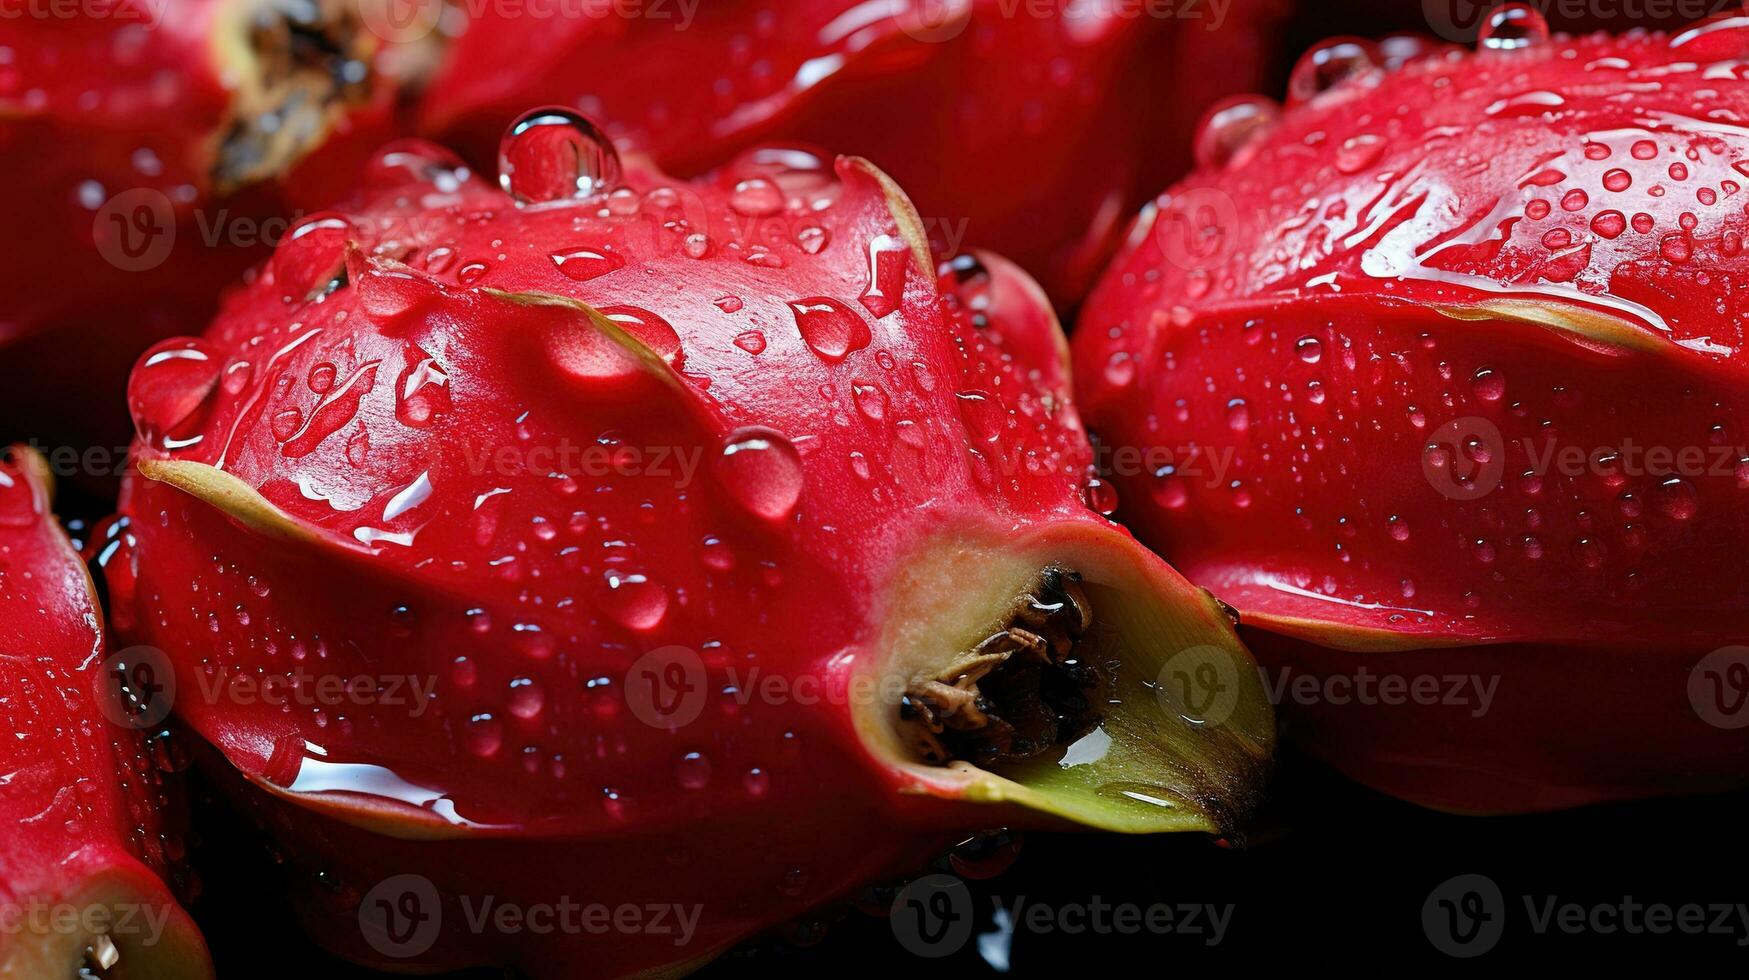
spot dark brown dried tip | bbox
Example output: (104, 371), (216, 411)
(215, 0), (379, 193)
(899, 568), (1111, 766)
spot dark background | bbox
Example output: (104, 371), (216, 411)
(192, 743), (1749, 978)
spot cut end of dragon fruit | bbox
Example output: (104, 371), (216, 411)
(858, 522), (1274, 836)
(208, 0), (398, 194)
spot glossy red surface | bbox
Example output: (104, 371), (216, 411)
(0, 449), (209, 976)
(0, 0), (402, 453)
(111, 129), (1261, 976)
(1074, 16), (1749, 811)
(418, 0), (1291, 305)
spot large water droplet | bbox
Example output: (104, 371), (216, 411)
(1479, 4), (1550, 50)
(729, 177), (785, 216)
(718, 427), (804, 521)
(599, 306), (683, 369)
(1287, 37), (1379, 103)
(549, 245), (624, 282)
(498, 107), (621, 204)
(129, 338), (224, 452)
(1193, 95), (1280, 170)
(272, 212), (350, 301)
(363, 139), (469, 193)
(858, 234), (909, 318)
(788, 297), (870, 362)
(601, 569), (669, 631)
(396, 349), (451, 428)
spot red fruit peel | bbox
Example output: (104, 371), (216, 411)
(0, 447), (211, 979)
(417, 0), (1290, 304)
(0, 0), (414, 451)
(1074, 14), (1749, 812)
(111, 118), (1273, 977)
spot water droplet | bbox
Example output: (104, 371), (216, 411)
(514, 623), (555, 660)
(955, 390), (1004, 446)
(451, 656), (478, 688)
(1193, 95), (1280, 169)
(1471, 367), (1504, 401)
(789, 297), (870, 362)
(733, 330), (767, 354)
(1226, 397), (1250, 433)
(601, 569), (669, 631)
(1287, 37), (1378, 103)
(1479, 4), (1549, 49)
(508, 678), (545, 720)
(1335, 133), (1387, 173)
(467, 713), (504, 757)
(1603, 169), (1633, 192)
(949, 829), (1022, 879)
(1659, 233), (1692, 263)
(396, 351), (450, 428)
(851, 380), (888, 421)
(363, 139), (468, 192)
(676, 751), (712, 789)
(549, 245), (624, 282)
(272, 212), (349, 301)
(858, 235), (909, 318)
(498, 107), (621, 204)
(1082, 477), (1119, 515)
(1656, 476), (1697, 520)
(743, 767), (769, 796)
(1295, 336), (1323, 363)
(280, 362), (380, 459)
(718, 427), (804, 521)
(729, 177), (784, 216)
(1591, 210), (1626, 238)
(600, 306), (684, 368)
(129, 338), (223, 452)
(307, 362), (337, 394)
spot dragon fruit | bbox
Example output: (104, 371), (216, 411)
(416, 0), (1291, 305)
(0, 447), (210, 979)
(107, 114), (1273, 977)
(0, 0), (415, 456)
(1073, 10), (1749, 812)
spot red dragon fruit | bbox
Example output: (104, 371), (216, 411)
(107, 114), (1273, 977)
(0, 0), (416, 456)
(1073, 10), (1749, 813)
(0, 447), (211, 979)
(416, 0), (1291, 305)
